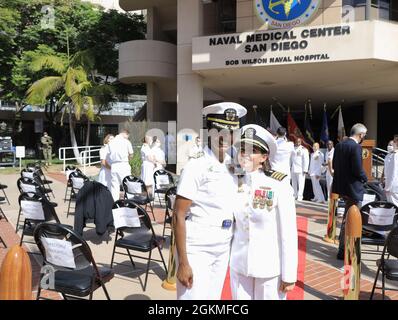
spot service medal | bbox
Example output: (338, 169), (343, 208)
(266, 190), (274, 210)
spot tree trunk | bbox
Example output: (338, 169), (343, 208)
(68, 111), (82, 165)
(85, 119), (91, 146)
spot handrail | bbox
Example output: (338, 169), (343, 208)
(58, 145), (102, 172)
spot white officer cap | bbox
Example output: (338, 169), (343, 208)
(238, 124), (277, 156)
(202, 102), (247, 130)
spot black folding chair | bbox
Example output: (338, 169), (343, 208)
(110, 199), (167, 291)
(162, 187), (176, 237)
(122, 176), (156, 221)
(21, 168), (54, 199)
(64, 166), (80, 203)
(27, 163), (54, 194)
(18, 192), (61, 247)
(66, 171), (89, 218)
(360, 201), (398, 255)
(0, 196), (8, 223)
(0, 182), (10, 205)
(370, 226), (398, 300)
(34, 222), (114, 300)
(153, 170), (175, 207)
(17, 177), (49, 200)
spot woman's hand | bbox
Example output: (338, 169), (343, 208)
(177, 262), (193, 289)
(279, 281), (295, 293)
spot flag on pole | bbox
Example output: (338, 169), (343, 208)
(320, 104), (329, 146)
(337, 107), (346, 142)
(304, 103), (315, 145)
(269, 107), (282, 133)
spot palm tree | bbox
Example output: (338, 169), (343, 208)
(25, 51), (96, 164)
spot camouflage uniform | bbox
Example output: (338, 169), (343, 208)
(41, 134), (53, 165)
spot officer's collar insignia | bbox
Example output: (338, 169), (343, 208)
(225, 108), (237, 121)
(244, 128), (256, 139)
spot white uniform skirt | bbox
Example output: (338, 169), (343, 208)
(141, 160), (155, 186)
(98, 166), (111, 190)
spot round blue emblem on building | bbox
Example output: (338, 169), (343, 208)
(255, 0), (321, 29)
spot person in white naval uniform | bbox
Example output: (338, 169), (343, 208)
(291, 138), (309, 201)
(108, 129), (134, 201)
(383, 140), (398, 207)
(174, 102), (247, 300)
(309, 142), (326, 203)
(324, 140), (335, 200)
(270, 127), (294, 180)
(230, 124), (298, 300)
(97, 134), (114, 190)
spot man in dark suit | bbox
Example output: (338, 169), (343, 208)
(332, 123), (368, 260)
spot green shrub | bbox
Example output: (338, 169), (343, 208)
(129, 147), (142, 177)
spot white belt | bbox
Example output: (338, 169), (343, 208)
(187, 216), (234, 229)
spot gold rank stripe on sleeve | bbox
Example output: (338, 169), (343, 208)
(265, 170), (287, 181)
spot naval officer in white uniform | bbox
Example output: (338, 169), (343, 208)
(107, 129), (134, 201)
(325, 140), (335, 199)
(270, 127), (295, 180)
(230, 124), (298, 300)
(174, 102), (247, 300)
(291, 137), (309, 201)
(309, 142), (326, 203)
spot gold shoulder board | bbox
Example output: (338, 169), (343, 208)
(264, 170), (287, 181)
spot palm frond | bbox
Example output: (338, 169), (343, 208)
(29, 55), (66, 74)
(70, 92), (85, 120)
(25, 76), (64, 105)
(84, 96), (95, 121)
(70, 49), (95, 72)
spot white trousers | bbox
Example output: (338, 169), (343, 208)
(326, 173), (333, 200)
(387, 192), (398, 207)
(110, 162), (131, 201)
(291, 172), (305, 200)
(230, 269), (286, 300)
(310, 175), (325, 202)
(176, 242), (230, 300)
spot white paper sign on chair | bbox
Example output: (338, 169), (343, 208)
(127, 181), (142, 194)
(21, 200), (45, 220)
(157, 175), (170, 186)
(41, 237), (76, 269)
(368, 207), (395, 226)
(21, 183), (37, 193)
(22, 171), (34, 179)
(112, 207), (141, 229)
(71, 177), (85, 190)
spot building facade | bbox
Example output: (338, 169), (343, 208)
(118, 0), (398, 171)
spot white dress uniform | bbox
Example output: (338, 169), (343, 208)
(325, 147), (335, 199)
(175, 102), (247, 300)
(291, 145), (309, 201)
(97, 144), (111, 190)
(384, 150), (398, 207)
(140, 143), (155, 186)
(270, 137), (295, 179)
(230, 125), (298, 300)
(108, 134), (134, 201)
(309, 150), (325, 203)
(152, 143), (166, 171)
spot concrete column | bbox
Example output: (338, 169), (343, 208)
(363, 99), (378, 143)
(146, 82), (162, 122)
(365, 0), (372, 20)
(176, 0), (204, 173)
(146, 7), (161, 41)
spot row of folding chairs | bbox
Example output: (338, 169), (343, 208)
(27, 197), (171, 299)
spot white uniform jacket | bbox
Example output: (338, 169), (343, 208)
(291, 146), (309, 174)
(308, 150), (324, 177)
(230, 170), (298, 283)
(270, 138), (295, 176)
(385, 151), (398, 193)
(177, 146), (238, 246)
